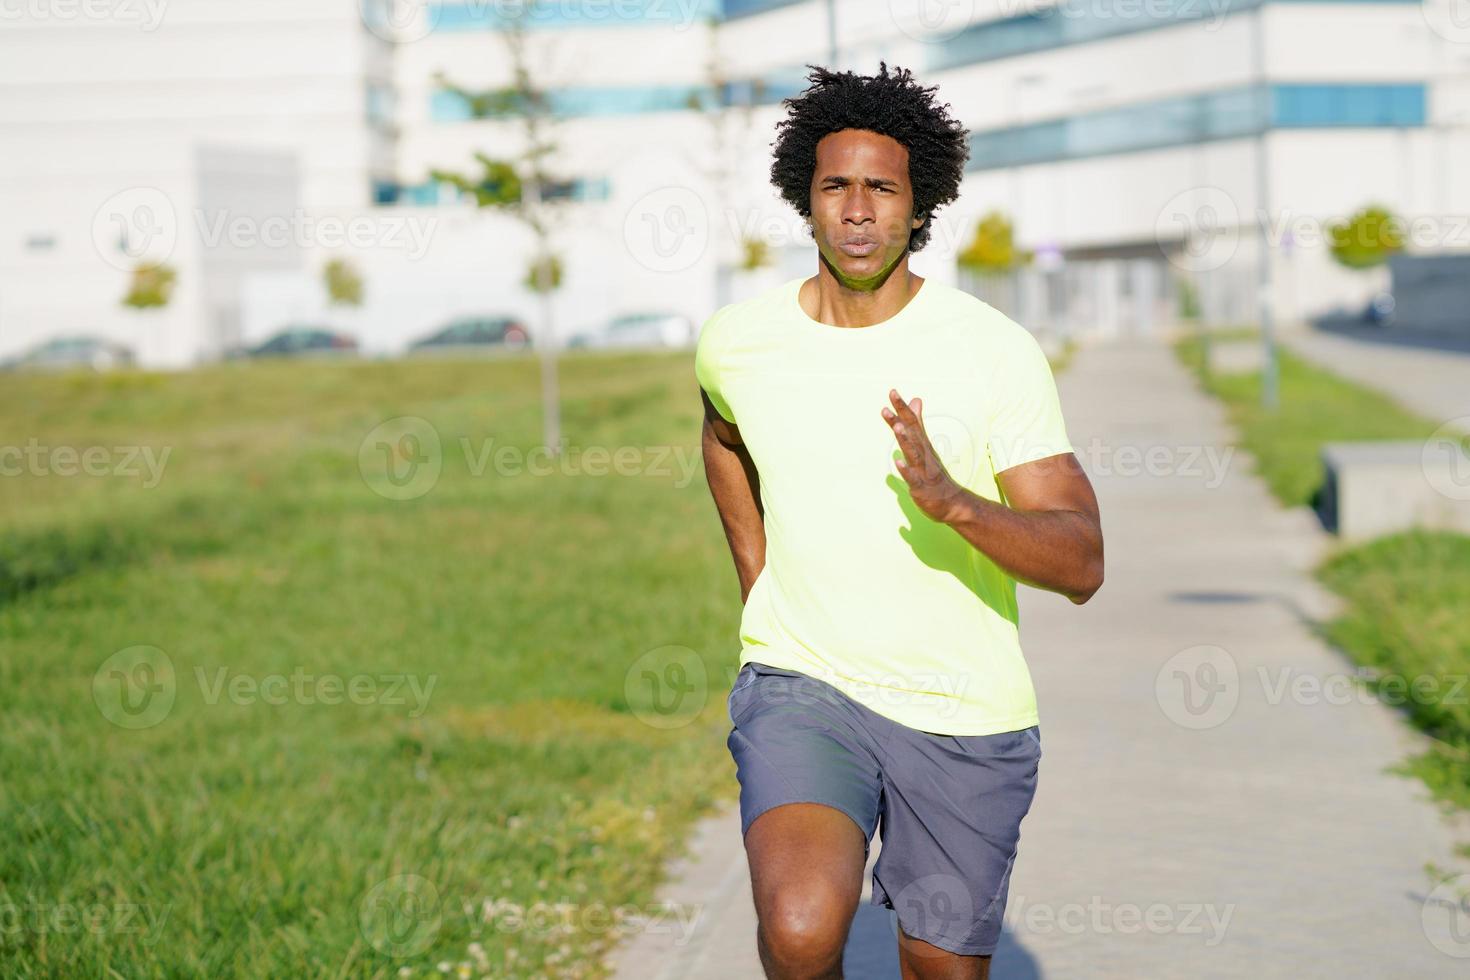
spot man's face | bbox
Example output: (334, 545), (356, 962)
(807, 128), (924, 288)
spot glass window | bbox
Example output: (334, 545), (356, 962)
(1272, 84), (1425, 127)
(432, 0), (722, 31)
(967, 83), (1423, 171)
(373, 181), (399, 205)
(929, 0), (1262, 72)
(367, 83), (396, 126)
(720, 0), (803, 19)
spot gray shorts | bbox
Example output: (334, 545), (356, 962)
(726, 661), (1041, 957)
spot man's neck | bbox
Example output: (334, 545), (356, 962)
(801, 261), (924, 329)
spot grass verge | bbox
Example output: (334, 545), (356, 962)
(0, 351), (740, 979)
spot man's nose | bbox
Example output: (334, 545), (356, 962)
(843, 191), (874, 224)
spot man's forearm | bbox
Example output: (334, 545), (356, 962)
(702, 424), (767, 603)
(944, 489), (1103, 603)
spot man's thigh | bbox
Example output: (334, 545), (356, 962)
(727, 663), (886, 969)
(873, 726), (1041, 959)
(745, 801), (869, 932)
(726, 662), (884, 850)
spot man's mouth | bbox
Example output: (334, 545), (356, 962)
(838, 236), (879, 257)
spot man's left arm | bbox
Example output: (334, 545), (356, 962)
(948, 447), (1102, 604)
(883, 391), (1104, 605)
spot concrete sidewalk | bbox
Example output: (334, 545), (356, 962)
(606, 338), (1467, 978)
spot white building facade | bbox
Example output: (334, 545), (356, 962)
(1, 0), (1465, 365)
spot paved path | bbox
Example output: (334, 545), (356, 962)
(1280, 326), (1470, 427)
(605, 338), (1467, 978)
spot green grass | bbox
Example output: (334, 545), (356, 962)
(1316, 531), (1470, 815)
(1172, 330), (1470, 826)
(1174, 329), (1441, 508)
(0, 353), (743, 978)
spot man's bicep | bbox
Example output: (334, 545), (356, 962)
(995, 452), (1097, 519)
(702, 387), (742, 446)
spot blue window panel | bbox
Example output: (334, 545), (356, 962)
(1068, 98), (1181, 158)
(430, 89), (474, 122)
(720, 0), (804, 19)
(1064, 88), (1263, 158)
(571, 176), (611, 201)
(376, 177), (608, 206)
(408, 183), (443, 206)
(708, 68), (807, 109)
(430, 68), (807, 120)
(929, 13), (1057, 70)
(1271, 83), (1425, 126)
(360, 0), (392, 32)
(432, 0), (721, 31)
(550, 85), (711, 116)
(1203, 86), (1266, 139)
(432, 3), (495, 30)
(367, 83), (396, 126)
(377, 182), (439, 205)
(544, 176), (613, 201)
(928, 0), (1419, 72)
(929, 0), (1261, 72)
(431, 85), (705, 120)
(965, 83), (1421, 171)
(968, 120), (1066, 169)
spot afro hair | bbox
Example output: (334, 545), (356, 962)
(769, 61), (970, 253)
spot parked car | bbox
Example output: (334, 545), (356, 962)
(408, 316), (529, 355)
(0, 335), (136, 372)
(569, 312), (696, 351)
(1364, 291), (1396, 328)
(241, 326), (359, 359)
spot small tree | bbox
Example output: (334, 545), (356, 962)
(957, 211), (1031, 276)
(430, 8), (568, 455)
(739, 236), (770, 273)
(324, 258), (364, 307)
(523, 253), (562, 293)
(1328, 204), (1405, 270)
(687, 14), (771, 304)
(123, 261), (176, 309)
(957, 211), (1033, 320)
(1176, 275), (1201, 321)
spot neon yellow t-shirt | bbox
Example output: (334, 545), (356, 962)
(695, 275), (1074, 736)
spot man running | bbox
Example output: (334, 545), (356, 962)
(696, 63), (1104, 980)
